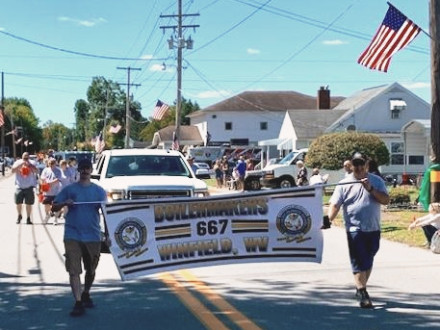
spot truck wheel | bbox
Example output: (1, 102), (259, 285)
(279, 177), (295, 188)
(245, 177), (261, 191)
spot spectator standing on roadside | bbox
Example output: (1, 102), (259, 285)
(296, 160), (308, 186)
(52, 159), (107, 317)
(327, 152), (389, 309)
(234, 156), (247, 191)
(343, 160), (353, 177)
(366, 159), (383, 180)
(221, 156), (230, 186)
(213, 159), (223, 188)
(12, 152), (38, 224)
(309, 168), (329, 186)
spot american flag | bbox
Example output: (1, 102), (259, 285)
(152, 100), (170, 121)
(0, 111), (4, 127)
(171, 131), (179, 151)
(357, 3), (421, 72)
(95, 132), (105, 153)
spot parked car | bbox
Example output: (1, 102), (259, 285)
(193, 162), (213, 179)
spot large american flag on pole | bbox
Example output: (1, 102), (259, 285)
(357, 3), (421, 72)
(152, 100), (170, 121)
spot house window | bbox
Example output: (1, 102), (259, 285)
(225, 122), (232, 130)
(390, 99), (406, 119)
(260, 122), (268, 130)
(408, 155), (424, 165)
(390, 142), (404, 165)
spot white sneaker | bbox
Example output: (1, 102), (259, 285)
(53, 218), (58, 226)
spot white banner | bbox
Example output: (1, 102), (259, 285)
(103, 186), (324, 280)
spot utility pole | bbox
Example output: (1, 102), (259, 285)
(430, 0), (440, 202)
(160, 0), (199, 143)
(117, 67), (141, 148)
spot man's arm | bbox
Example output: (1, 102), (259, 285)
(327, 203), (341, 223)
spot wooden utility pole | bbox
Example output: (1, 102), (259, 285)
(430, 0), (440, 202)
(160, 0), (199, 143)
(117, 66), (141, 148)
(431, 0), (440, 161)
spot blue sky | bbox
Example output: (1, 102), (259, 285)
(0, 0), (430, 128)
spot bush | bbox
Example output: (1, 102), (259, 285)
(389, 187), (411, 205)
(306, 132), (390, 170)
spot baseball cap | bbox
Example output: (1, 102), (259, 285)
(78, 159), (93, 170)
(351, 152), (366, 166)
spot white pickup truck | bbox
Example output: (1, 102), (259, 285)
(91, 149), (209, 202)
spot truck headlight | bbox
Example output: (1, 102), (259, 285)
(264, 170), (274, 175)
(107, 190), (125, 202)
(194, 189), (210, 197)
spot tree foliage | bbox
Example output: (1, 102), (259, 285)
(305, 132), (390, 170)
(3, 98), (43, 156)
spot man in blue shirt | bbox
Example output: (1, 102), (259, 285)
(327, 152), (389, 309)
(52, 159), (107, 317)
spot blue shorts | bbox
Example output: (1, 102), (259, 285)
(346, 230), (380, 273)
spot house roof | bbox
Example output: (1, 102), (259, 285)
(188, 90), (345, 116)
(286, 109), (349, 139)
(152, 125), (203, 145)
(326, 82), (429, 132)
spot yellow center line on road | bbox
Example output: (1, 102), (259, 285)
(159, 272), (229, 330)
(178, 270), (262, 330)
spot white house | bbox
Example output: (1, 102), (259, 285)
(187, 88), (344, 147)
(324, 82), (430, 175)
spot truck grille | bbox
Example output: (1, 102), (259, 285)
(128, 189), (191, 200)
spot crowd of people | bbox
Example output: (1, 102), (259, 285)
(12, 151), (80, 225)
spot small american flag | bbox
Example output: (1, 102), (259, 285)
(171, 131), (179, 151)
(95, 132), (105, 153)
(357, 3), (421, 72)
(152, 100), (170, 121)
(0, 111), (4, 127)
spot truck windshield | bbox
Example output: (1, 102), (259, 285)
(105, 155), (190, 178)
(279, 152), (299, 165)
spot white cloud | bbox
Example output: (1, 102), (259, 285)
(322, 39), (348, 46)
(247, 48), (260, 55)
(58, 16), (107, 27)
(139, 54), (153, 61)
(149, 63), (165, 72)
(402, 82), (430, 89)
(196, 90), (231, 99)
(0, 27), (4, 31)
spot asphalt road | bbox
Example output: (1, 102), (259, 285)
(1, 173), (440, 330)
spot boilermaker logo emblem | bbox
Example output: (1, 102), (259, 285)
(114, 217), (148, 258)
(276, 205), (312, 243)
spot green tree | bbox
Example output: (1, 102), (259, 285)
(74, 99), (90, 143)
(42, 121), (71, 151)
(306, 132), (390, 170)
(4, 98), (42, 156)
